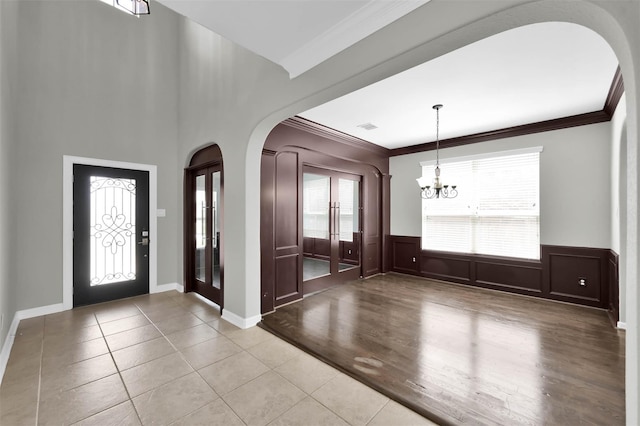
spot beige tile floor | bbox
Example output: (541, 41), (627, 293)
(0, 290), (436, 426)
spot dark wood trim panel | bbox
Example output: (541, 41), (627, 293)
(389, 236), (420, 275)
(261, 122), (390, 313)
(260, 152), (277, 313)
(543, 245), (608, 307)
(388, 236), (616, 310)
(607, 249), (619, 326)
(604, 66), (625, 117)
(389, 111), (610, 157)
(284, 116), (391, 158)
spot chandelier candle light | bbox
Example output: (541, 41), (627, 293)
(417, 104), (458, 199)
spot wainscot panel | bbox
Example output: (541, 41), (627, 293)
(421, 253), (472, 284)
(275, 254), (300, 304)
(387, 236), (614, 310)
(608, 250), (619, 326)
(390, 236), (420, 275)
(542, 245), (609, 308)
(475, 261), (542, 293)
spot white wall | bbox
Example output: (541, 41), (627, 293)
(2, 1), (640, 422)
(0, 0), (18, 354)
(611, 94), (628, 323)
(391, 122), (612, 249)
(11, 1), (181, 310)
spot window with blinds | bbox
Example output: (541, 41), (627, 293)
(421, 149), (541, 260)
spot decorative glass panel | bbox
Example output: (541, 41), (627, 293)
(195, 174), (206, 282)
(90, 176), (136, 286)
(212, 171), (221, 289)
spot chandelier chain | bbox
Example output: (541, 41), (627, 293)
(435, 106), (440, 166)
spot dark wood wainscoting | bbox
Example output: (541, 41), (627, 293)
(260, 119), (390, 314)
(388, 236), (618, 310)
(608, 250), (620, 325)
(302, 237), (331, 260)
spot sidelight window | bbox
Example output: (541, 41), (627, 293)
(421, 147), (541, 260)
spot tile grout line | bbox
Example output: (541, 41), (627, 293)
(364, 398), (392, 426)
(94, 310), (145, 425)
(34, 323), (45, 426)
(133, 301), (225, 424)
(138, 300), (279, 425)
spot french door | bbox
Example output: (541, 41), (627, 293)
(188, 165), (223, 306)
(73, 165), (150, 306)
(302, 166), (362, 294)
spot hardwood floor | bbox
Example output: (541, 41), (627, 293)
(260, 273), (625, 425)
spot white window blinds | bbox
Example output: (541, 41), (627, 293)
(303, 174), (330, 239)
(421, 149), (540, 260)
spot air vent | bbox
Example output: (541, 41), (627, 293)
(357, 122), (378, 131)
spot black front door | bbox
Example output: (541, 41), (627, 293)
(73, 164), (150, 306)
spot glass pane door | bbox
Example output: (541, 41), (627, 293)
(303, 173), (331, 281)
(302, 167), (362, 293)
(338, 178), (360, 274)
(195, 174), (207, 282)
(212, 171), (221, 289)
(189, 164), (223, 307)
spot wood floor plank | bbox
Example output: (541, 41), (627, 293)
(261, 273), (625, 425)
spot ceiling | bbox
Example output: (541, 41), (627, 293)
(156, 1), (619, 151)
(157, 0), (429, 78)
(299, 22), (619, 149)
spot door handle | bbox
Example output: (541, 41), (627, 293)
(329, 202), (335, 238)
(331, 202), (338, 239)
(138, 237), (149, 246)
(335, 202), (340, 240)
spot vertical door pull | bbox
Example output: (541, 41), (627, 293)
(335, 202), (340, 240)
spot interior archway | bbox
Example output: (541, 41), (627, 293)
(246, 3), (638, 422)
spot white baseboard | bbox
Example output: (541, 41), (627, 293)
(176, 283), (184, 293)
(617, 321), (627, 330)
(0, 314), (20, 386)
(151, 282), (181, 294)
(0, 302), (65, 386)
(221, 310), (261, 329)
(17, 303), (65, 320)
(191, 292), (221, 312)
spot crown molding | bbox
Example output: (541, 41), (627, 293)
(283, 116), (391, 157)
(389, 110), (610, 157)
(604, 66), (625, 118)
(290, 64), (623, 158)
(281, 0), (430, 78)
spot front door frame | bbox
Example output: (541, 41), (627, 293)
(63, 155), (158, 310)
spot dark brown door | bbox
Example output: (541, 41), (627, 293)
(73, 164), (150, 306)
(189, 165), (223, 306)
(303, 166), (362, 294)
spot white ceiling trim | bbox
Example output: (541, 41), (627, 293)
(281, 0), (430, 79)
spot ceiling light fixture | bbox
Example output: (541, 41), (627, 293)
(105, 0), (150, 16)
(416, 104), (458, 199)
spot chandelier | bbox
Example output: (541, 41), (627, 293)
(416, 104), (458, 199)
